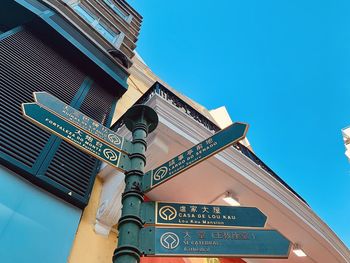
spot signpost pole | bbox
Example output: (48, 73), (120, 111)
(113, 105), (158, 263)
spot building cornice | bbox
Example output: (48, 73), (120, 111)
(113, 81), (308, 204)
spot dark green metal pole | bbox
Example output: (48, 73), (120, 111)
(113, 105), (158, 263)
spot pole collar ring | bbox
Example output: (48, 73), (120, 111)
(132, 123), (148, 135)
(125, 170), (144, 176)
(128, 153), (146, 164)
(132, 138), (147, 150)
(113, 246), (141, 261)
(122, 190), (144, 201)
(118, 214), (144, 228)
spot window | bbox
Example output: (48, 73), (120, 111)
(72, 3), (119, 45)
(73, 4), (96, 24)
(103, 0), (130, 21)
(95, 21), (117, 43)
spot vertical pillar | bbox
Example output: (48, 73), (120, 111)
(113, 105), (158, 263)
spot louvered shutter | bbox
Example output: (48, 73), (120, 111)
(44, 83), (118, 207)
(78, 82), (116, 124)
(0, 28), (85, 170)
(0, 27), (118, 208)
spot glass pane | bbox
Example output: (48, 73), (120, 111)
(95, 22), (116, 43)
(112, 6), (128, 20)
(73, 5), (96, 24)
(103, 0), (128, 20)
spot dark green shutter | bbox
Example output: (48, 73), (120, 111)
(43, 82), (118, 207)
(0, 27), (118, 208)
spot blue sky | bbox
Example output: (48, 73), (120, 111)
(129, 0), (350, 247)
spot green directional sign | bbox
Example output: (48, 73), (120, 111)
(140, 227), (291, 258)
(22, 103), (130, 171)
(34, 92), (132, 154)
(141, 202), (267, 228)
(142, 122), (249, 192)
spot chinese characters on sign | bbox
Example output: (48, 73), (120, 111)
(141, 202), (267, 228)
(142, 122), (249, 192)
(34, 92), (132, 153)
(22, 103), (130, 171)
(140, 227), (291, 258)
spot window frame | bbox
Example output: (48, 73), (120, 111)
(71, 2), (122, 47)
(102, 0), (133, 23)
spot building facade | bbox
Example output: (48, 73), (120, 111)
(0, 0), (139, 262)
(0, 1), (349, 263)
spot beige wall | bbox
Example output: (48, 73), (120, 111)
(68, 177), (118, 263)
(112, 67), (156, 123)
